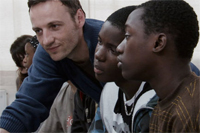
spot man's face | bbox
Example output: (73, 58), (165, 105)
(30, 0), (82, 61)
(117, 8), (155, 80)
(94, 21), (124, 82)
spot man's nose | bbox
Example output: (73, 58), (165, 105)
(41, 30), (54, 46)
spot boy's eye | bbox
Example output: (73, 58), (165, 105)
(125, 32), (131, 40)
(110, 47), (118, 55)
(125, 34), (130, 40)
(97, 39), (102, 45)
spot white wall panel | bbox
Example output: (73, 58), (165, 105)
(0, 90), (7, 116)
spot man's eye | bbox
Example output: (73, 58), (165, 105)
(34, 29), (42, 35)
(51, 24), (59, 29)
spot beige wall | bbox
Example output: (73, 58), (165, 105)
(0, 71), (17, 115)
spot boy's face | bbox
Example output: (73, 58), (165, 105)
(117, 8), (155, 80)
(94, 21), (124, 82)
(29, 0), (84, 61)
(17, 54), (28, 74)
(23, 43), (35, 70)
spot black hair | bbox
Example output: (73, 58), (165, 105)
(29, 35), (39, 49)
(137, 0), (199, 59)
(28, 0), (85, 19)
(10, 35), (33, 67)
(106, 6), (137, 33)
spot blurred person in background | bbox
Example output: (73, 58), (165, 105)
(10, 35), (33, 90)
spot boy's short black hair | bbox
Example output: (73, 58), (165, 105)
(138, 0), (199, 59)
(106, 6), (137, 32)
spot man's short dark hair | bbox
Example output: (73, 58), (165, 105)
(138, 0), (199, 59)
(28, 0), (85, 19)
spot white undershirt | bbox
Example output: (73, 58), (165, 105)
(123, 82), (145, 106)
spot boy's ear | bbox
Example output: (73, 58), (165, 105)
(152, 33), (167, 53)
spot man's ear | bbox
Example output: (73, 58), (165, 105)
(76, 9), (85, 28)
(152, 33), (167, 53)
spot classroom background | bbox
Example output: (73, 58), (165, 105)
(0, 0), (200, 115)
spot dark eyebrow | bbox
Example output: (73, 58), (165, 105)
(32, 27), (40, 31)
(98, 35), (118, 48)
(32, 21), (63, 30)
(48, 21), (63, 26)
(107, 42), (118, 48)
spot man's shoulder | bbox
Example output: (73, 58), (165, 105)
(34, 44), (49, 57)
(85, 18), (104, 29)
(85, 18), (104, 24)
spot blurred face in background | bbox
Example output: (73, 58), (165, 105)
(18, 54), (28, 74)
(23, 42), (36, 70)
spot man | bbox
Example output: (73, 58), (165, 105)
(117, 0), (199, 132)
(0, 0), (104, 132)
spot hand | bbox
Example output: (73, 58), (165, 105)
(0, 128), (9, 133)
